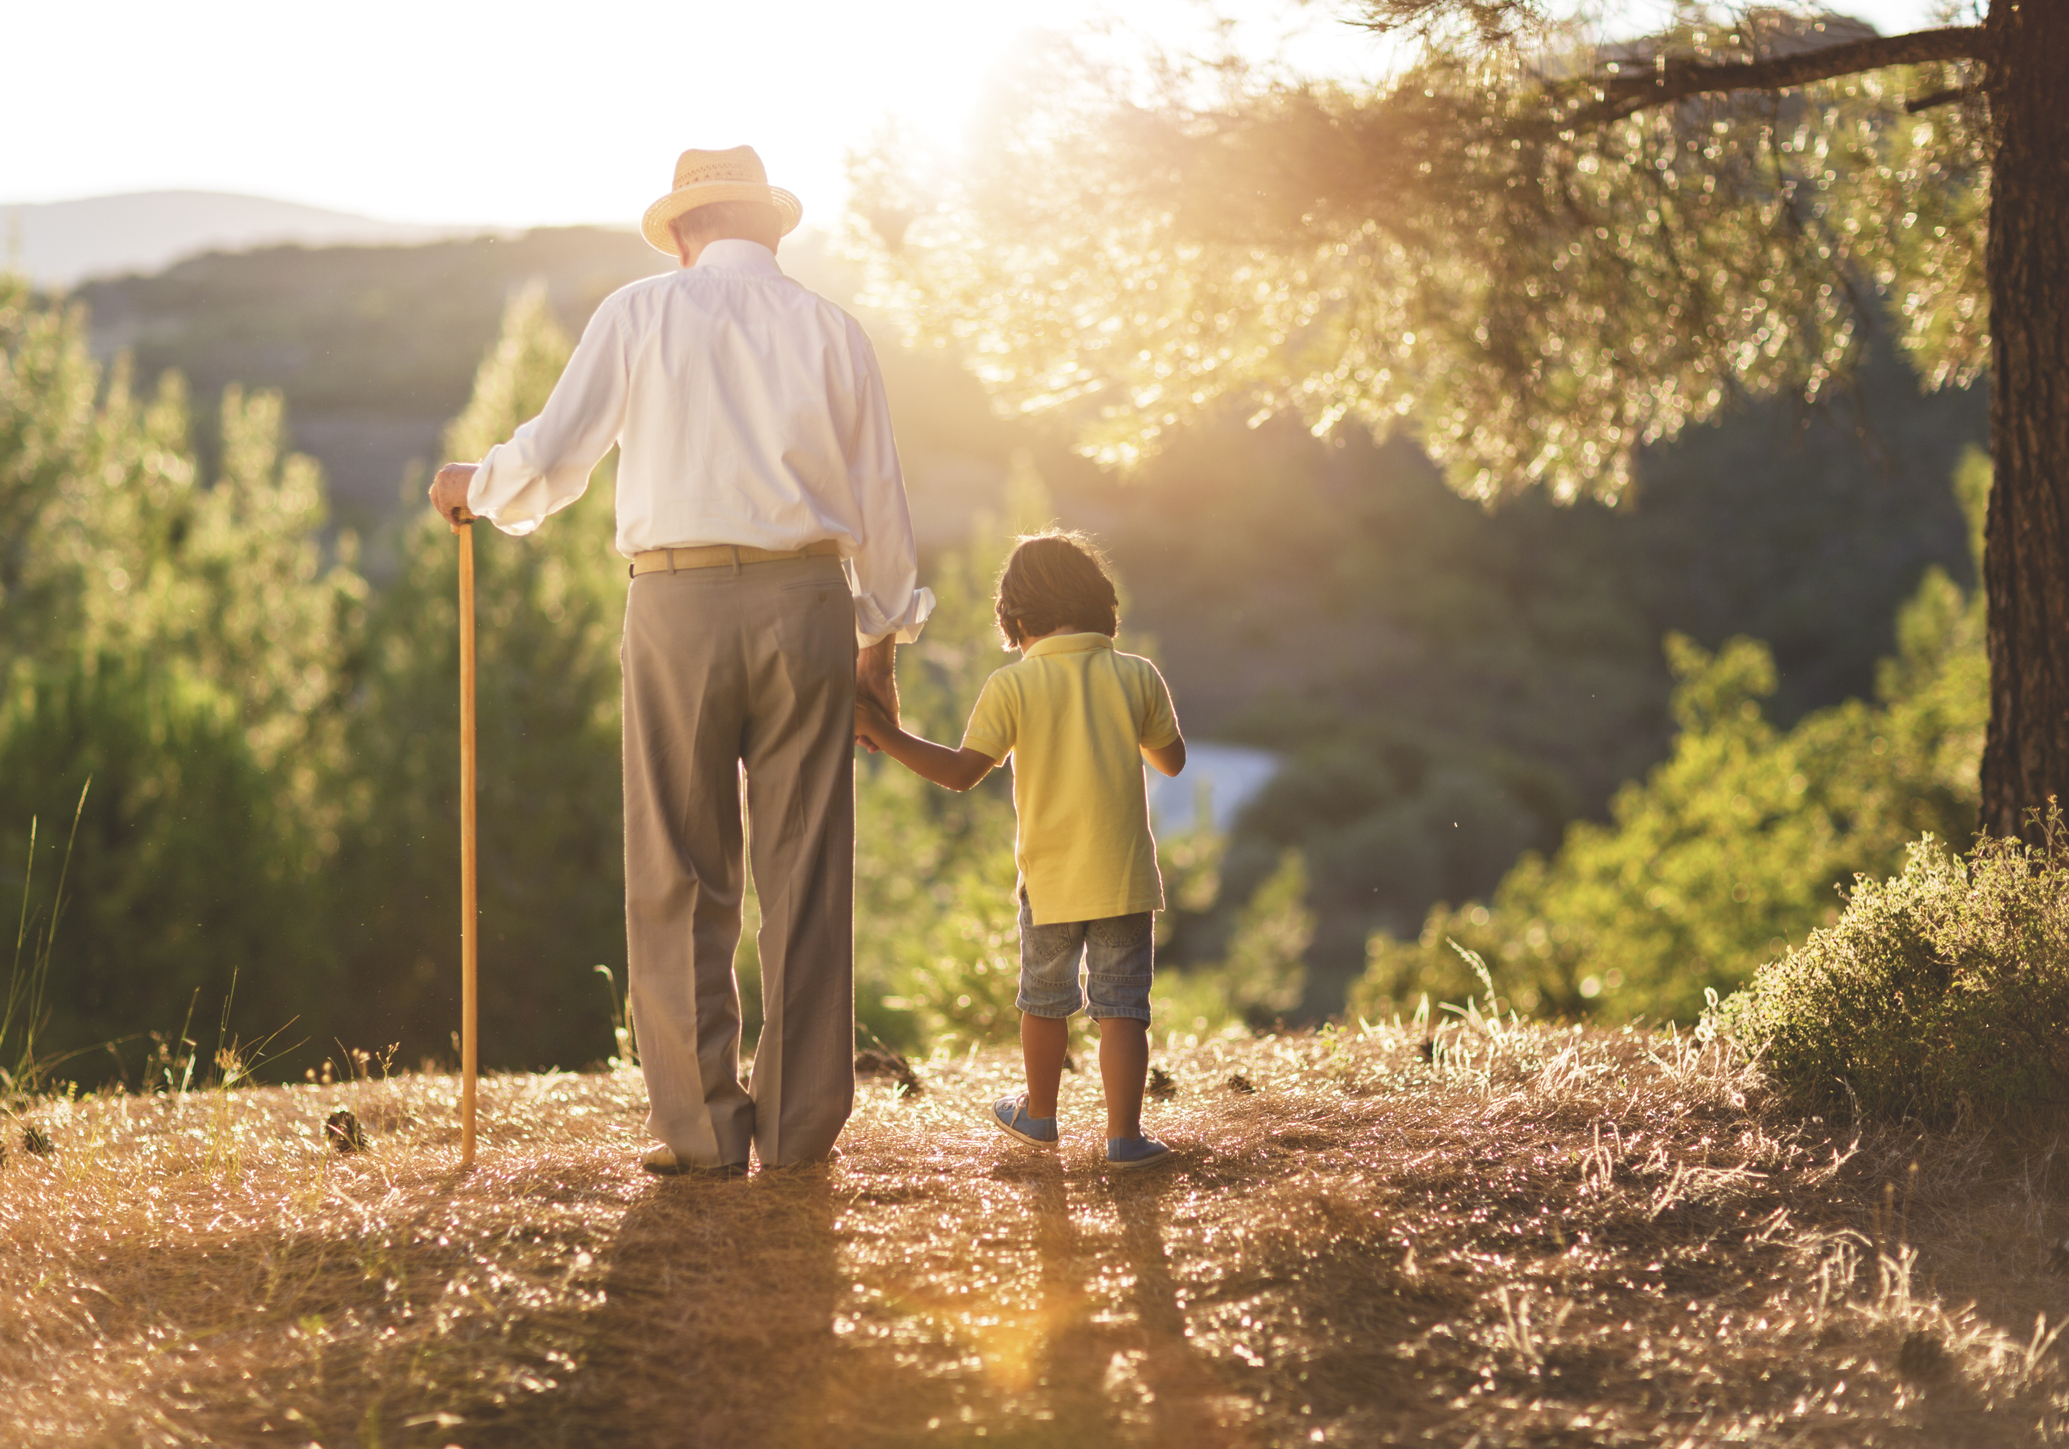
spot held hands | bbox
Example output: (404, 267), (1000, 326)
(430, 463), (479, 531)
(855, 638), (899, 753)
(854, 693), (899, 751)
(851, 646), (993, 792)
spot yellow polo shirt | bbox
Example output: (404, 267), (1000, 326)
(962, 633), (1181, 926)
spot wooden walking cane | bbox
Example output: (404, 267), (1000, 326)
(456, 515), (479, 1170)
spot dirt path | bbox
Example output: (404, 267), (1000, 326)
(4, 1025), (2066, 1446)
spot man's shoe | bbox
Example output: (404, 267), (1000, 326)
(1105, 1135), (1173, 1171)
(641, 1145), (746, 1178)
(991, 1095), (1059, 1146)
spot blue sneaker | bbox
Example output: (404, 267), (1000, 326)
(992, 1095), (1058, 1146)
(1106, 1135), (1173, 1171)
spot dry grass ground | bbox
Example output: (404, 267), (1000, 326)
(5, 1019), (2069, 1447)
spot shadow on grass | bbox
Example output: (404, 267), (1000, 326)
(496, 1169), (841, 1447)
(495, 1156), (1270, 1449)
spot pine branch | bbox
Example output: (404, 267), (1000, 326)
(1576, 26), (1989, 125)
(1904, 84), (1980, 114)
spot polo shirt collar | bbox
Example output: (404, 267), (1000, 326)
(694, 239), (783, 277)
(1024, 632), (1115, 659)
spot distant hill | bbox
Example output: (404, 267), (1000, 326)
(3, 191), (462, 288)
(75, 227), (668, 523)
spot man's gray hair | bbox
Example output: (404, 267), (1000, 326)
(669, 199), (781, 250)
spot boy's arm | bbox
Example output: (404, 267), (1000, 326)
(1140, 665), (1185, 777)
(1142, 735), (1186, 778)
(857, 697), (997, 792)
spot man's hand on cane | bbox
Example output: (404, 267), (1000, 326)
(431, 463), (478, 531)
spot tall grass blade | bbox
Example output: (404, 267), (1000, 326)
(2, 779), (90, 1097)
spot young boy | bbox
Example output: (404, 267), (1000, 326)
(854, 530), (1186, 1169)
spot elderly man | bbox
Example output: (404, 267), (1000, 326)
(429, 147), (932, 1176)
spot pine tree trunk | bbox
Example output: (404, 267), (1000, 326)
(1978, 0), (2069, 842)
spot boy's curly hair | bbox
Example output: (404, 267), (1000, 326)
(994, 530), (1120, 648)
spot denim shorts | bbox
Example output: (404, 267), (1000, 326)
(1016, 892), (1154, 1023)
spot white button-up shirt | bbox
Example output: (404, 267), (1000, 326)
(465, 239), (933, 645)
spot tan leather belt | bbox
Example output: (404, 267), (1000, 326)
(629, 539), (842, 577)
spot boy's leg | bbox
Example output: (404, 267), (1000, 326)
(1021, 1014), (1070, 1118)
(1094, 1018), (1149, 1139)
(1082, 912), (1156, 1140)
(1015, 892), (1087, 1120)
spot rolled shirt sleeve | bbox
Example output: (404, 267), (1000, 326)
(466, 301), (630, 535)
(844, 326), (935, 647)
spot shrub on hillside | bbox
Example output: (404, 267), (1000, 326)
(0, 653), (321, 1069)
(1723, 824), (2069, 1125)
(1350, 451), (1989, 1025)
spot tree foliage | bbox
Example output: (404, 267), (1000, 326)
(0, 274), (1293, 1074)
(1353, 449), (1989, 1023)
(0, 276), (364, 1057)
(856, 8), (1987, 501)
(326, 284), (630, 1065)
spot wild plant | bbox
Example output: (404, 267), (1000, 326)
(1725, 807), (2069, 1126)
(1, 783), (88, 1105)
(594, 964), (637, 1069)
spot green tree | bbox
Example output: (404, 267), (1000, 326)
(1354, 452), (1989, 1022)
(0, 277), (364, 1068)
(860, 2), (2064, 840)
(330, 284), (628, 1069)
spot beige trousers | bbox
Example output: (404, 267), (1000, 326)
(622, 553), (857, 1169)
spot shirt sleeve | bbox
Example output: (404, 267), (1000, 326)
(466, 300), (630, 536)
(1138, 660), (1181, 750)
(961, 670), (1017, 763)
(843, 323), (935, 647)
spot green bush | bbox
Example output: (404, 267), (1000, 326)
(1350, 450), (1990, 1024)
(1723, 825), (2069, 1125)
(1155, 849), (1312, 1037)
(0, 277), (362, 1075)
(0, 653), (324, 1084)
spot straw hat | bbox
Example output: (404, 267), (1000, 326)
(641, 146), (802, 253)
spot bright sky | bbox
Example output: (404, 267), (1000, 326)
(5, 0), (1945, 231)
